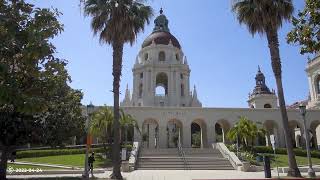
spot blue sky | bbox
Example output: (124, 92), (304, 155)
(29, 0), (310, 108)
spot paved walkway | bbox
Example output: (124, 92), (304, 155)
(7, 170), (295, 179)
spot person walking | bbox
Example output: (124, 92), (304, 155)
(88, 152), (95, 177)
(10, 151), (16, 162)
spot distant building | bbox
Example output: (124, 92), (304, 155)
(93, 10), (320, 149)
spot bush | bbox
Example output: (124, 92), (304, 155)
(17, 147), (106, 158)
(253, 146), (320, 158)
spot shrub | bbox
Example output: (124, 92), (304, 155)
(253, 146), (320, 158)
(17, 147), (106, 158)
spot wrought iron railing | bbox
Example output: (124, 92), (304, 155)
(177, 143), (188, 170)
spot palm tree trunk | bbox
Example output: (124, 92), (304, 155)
(111, 42), (124, 179)
(266, 28), (301, 177)
(0, 146), (9, 180)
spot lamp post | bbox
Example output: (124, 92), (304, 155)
(299, 104), (316, 178)
(82, 102), (94, 179)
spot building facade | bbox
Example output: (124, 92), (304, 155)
(118, 10), (320, 149)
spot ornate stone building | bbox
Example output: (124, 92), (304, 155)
(117, 10), (320, 149)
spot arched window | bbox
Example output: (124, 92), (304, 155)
(264, 104), (272, 108)
(159, 51), (165, 61)
(139, 83), (143, 98)
(144, 53), (148, 61)
(156, 86), (166, 96)
(181, 84), (185, 96)
(176, 53), (180, 61)
(155, 72), (168, 96)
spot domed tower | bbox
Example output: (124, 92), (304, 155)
(122, 9), (202, 107)
(306, 54), (320, 109)
(248, 66), (277, 108)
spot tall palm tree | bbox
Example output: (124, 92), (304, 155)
(83, 0), (152, 178)
(232, 0), (300, 177)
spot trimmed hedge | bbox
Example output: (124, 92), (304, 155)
(16, 147), (106, 159)
(253, 146), (320, 158)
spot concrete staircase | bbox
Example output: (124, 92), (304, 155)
(136, 148), (234, 170)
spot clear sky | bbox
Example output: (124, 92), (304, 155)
(28, 0), (310, 108)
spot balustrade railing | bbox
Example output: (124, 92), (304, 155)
(177, 143), (188, 170)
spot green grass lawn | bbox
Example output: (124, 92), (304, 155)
(17, 154), (111, 169)
(268, 154), (320, 168)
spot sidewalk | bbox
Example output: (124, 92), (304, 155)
(7, 170), (266, 179)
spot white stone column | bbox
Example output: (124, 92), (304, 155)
(274, 128), (280, 148)
(278, 128), (286, 148)
(206, 123), (215, 146)
(134, 122), (142, 142)
(148, 123), (156, 149)
(183, 123), (191, 148)
(158, 124), (168, 148)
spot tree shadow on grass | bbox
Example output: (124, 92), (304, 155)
(95, 154), (112, 168)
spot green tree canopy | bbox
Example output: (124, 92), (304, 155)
(0, 0), (84, 178)
(287, 0), (320, 54)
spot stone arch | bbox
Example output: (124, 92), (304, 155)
(289, 120), (303, 148)
(310, 120), (320, 149)
(155, 72), (168, 96)
(215, 119), (231, 143)
(264, 104), (272, 108)
(142, 119), (159, 149)
(263, 120), (279, 147)
(191, 119), (208, 148)
(167, 119), (183, 148)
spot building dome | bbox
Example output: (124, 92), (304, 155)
(251, 66), (273, 95)
(142, 8), (181, 49)
(142, 31), (181, 49)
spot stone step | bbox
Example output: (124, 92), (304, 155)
(138, 161), (231, 166)
(137, 148), (234, 170)
(138, 165), (234, 170)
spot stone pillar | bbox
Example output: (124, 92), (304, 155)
(158, 125), (168, 148)
(134, 122), (142, 142)
(295, 128), (301, 148)
(278, 128), (286, 148)
(265, 134), (270, 147)
(183, 123), (191, 148)
(148, 123), (157, 149)
(206, 122), (215, 146)
(311, 129), (318, 149)
(200, 128), (204, 149)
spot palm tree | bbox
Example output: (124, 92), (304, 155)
(89, 106), (113, 159)
(232, 0), (300, 177)
(227, 116), (253, 147)
(120, 109), (141, 146)
(84, 0), (152, 178)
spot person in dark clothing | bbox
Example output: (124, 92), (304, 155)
(88, 152), (95, 177)
(10, 151), (16, 162)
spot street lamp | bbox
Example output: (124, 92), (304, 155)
(82, 102), (94, 179)
(299, 104), (316, 178)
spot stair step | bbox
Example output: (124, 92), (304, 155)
(137, 148), (234, 170)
